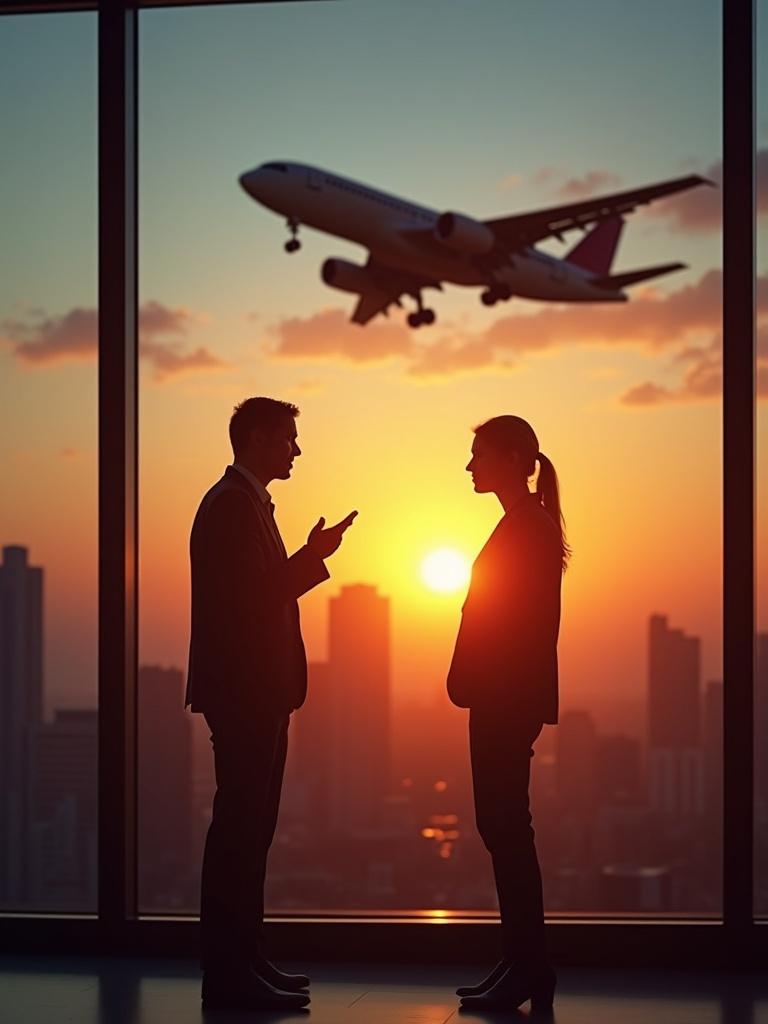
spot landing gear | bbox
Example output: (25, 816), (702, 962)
(407, 307), (435, 328)
(284, 217), (301, 253)
(406, 292), (436, 328)
(480, 283), (512, 306)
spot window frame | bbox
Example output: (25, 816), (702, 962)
(0, 0), (762, 967)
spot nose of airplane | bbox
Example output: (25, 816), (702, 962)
(238, 167), (261, 197)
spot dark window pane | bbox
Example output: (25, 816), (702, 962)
(0, 12), (97, 913)
(138, 0), (722, 917)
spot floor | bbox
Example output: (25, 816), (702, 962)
(0, 958), (766, 1024)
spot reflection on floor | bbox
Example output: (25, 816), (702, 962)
(0, 957), (766, 1024)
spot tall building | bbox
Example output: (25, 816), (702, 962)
(137, 665), (194, 910)
(648, 614), (701, 747)
(647, 614), (704, 817)
(0, 545), (44, 906)
(595, 734), (642, 805)
(290, 661), (335, 829)
(30, 709), (97, 910)
(556, 710), (598, 812)
(702, 680), (723, 816)
(327, 585), (391, 833)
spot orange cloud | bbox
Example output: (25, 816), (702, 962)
(497, 166), (622, 199)
(407, 269), (731, 379)
(58, 447), (85, 460)
(266, 269), (767, 407)
(140, 340), (228, 382)
(621, 326), (768, 406)
(4, 307), (97, 364)
(645, 149), (767, 233)
(554, 170), (623, 200)
(269, 307), (414, 363)
(2, 302), (228, 381)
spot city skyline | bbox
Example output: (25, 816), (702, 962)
(3, 542), (767, 915)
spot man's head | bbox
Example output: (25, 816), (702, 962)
(229, 397), (301, 484)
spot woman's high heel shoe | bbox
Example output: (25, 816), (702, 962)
(459, 963), (556, 1012)
(455, 958), (511, 997)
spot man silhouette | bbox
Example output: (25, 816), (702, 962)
(185, 397), (356, 1012)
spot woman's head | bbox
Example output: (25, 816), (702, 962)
(467, 415), (539, 492)
(467, 415), (571, 571)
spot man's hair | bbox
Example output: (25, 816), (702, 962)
(229, 397), (300, 456)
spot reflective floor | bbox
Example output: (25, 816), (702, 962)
(0, 958), (766, 1024)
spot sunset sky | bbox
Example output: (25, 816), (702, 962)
(1, 1), (766, 727)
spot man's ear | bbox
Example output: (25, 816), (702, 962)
(249, 427), (268, 449)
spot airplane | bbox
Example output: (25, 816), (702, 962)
(238, 161), (710, 328)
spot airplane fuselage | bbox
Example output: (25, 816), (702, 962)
(242, 161), (625, 303)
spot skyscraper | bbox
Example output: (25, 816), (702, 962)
(648, 614), (701, 747)
(0, 545), (43, 906)
(327, 585), (391, 833)
(647, 614), (704, 817)
(555, 710), (598, 812)
(137, 665), (194, 910)
(30, 709), (97, 910)
(290, 661), (335, 829)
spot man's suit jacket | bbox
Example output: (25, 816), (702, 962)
(185, 466), (329, 716)
(447, 493), (561, 724)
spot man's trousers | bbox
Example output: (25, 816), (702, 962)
(200, 707), (289, 971)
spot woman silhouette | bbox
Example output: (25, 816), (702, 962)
(447, 415), (568, 1012)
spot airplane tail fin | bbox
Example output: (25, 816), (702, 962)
(591, 261), (686, 291)
(565, 215), (624, 275)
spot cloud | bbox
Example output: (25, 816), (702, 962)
(505, 152), (765, 235)
(1, 301), (228, 381)
(645, 149), (768, 233)
(407, 268), (728, 380)
(139, 340), (228, 382)
(554, 170), (623, 200)
(266, 269), (768, 408)
(620, 320), (768, 407)
(269, 307), (414, 363)
(4, 307), (98, 364)
(497, 173), (523, 191)
(495, 166), (621, 200)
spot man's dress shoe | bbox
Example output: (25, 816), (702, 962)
(459, 963), (556, 1012)
(455, 958), (511, 997)
(251, 955), (310, 992)
(201, 966), (310, 1011)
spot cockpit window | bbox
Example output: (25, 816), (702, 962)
(263, 162), (287, 172)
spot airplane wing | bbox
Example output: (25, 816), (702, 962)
(484, 174), (711, 248)
(350, 261), (441, 325)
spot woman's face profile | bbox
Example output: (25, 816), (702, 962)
(466, 433), (518, 494)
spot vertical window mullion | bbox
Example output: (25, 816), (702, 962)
(722, 0), (756, 943)
(98, 0), (138, 930)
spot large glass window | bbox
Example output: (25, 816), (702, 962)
(137, 0), (723, 915)
(0, 13), (97, 912)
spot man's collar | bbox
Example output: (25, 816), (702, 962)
(231, 462), (272, 505)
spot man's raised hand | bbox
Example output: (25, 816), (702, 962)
(307, 511), (358, 559)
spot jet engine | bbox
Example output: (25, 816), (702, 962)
(435, 212), (495, 255)
(321, 258), (375, 294)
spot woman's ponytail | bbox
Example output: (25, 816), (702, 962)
(536, 452), (571, 573)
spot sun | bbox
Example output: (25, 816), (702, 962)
(420, 548), (470, 593)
